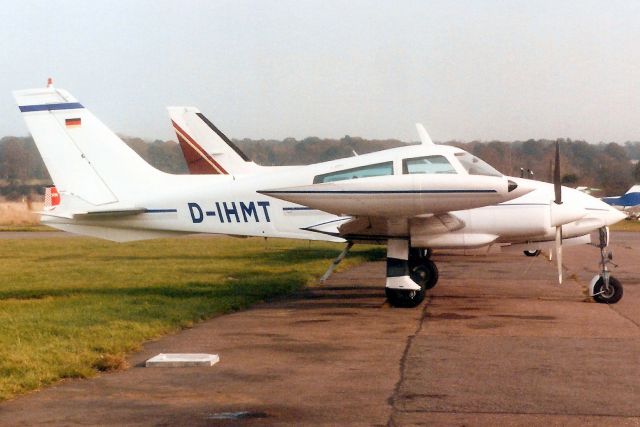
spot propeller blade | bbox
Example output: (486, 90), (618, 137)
(554, 140), (561, 204)
(555, 226), (563, 284)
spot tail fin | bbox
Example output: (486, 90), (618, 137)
(14, 86), (161, 206)
(168, 106), (259, 175)
(625, 185), (640, 195)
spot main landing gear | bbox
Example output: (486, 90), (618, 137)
(385, 240), (438, 308)
(589, 227), (623, 304)
(409, 248), (438, 290)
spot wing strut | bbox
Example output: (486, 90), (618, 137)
(319, 241), (354, 284)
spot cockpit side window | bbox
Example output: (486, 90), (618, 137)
(313, 161), (394, 184)
(402, 155), (457, 175)
(454, 152), (502, 177)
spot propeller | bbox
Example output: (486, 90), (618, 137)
(553, 140), (563, 284)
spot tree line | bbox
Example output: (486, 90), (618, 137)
(1, 135), (639, 200)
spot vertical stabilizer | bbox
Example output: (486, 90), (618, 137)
(14, 86), (162, 206)
(168, 106), (259, 175)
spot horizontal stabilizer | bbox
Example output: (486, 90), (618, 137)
(45, 223), (189, 242)
(72, 208), (147, 218)
(39, 206), (148, 219)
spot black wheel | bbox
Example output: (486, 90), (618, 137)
(410, 259), (439, 290)
(593, 276), (623, 304)
(385, 286), (425, 308)
(524, 249), (541, 257)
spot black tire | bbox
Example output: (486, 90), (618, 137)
(410, 259), (439, 290)
(593, 276), (623, 304)
(524, 249), (541, 257)
(385, 286), (425, 308)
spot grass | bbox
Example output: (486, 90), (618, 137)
(0, 201), (42, 227)
(610, 219), (640, 232)
(0, 236), (384, 400)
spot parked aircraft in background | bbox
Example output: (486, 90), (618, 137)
(602, 185), (640, 210)
(168, 106), (262, 176)
(14, 84), (626, 308)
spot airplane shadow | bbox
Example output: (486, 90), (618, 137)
(67, 246), (386, 264)
(0, 273), (386, 311)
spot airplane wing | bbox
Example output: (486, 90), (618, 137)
(303, 213), (464, 239)
(260, 174), (530, 217)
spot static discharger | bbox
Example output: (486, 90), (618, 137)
(145, 353), (220, 367)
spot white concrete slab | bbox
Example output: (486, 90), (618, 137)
(145, 353), (219, 368)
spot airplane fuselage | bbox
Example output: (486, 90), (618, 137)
(43, 144), (624, 247)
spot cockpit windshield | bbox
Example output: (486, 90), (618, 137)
(402, 155), (457, 174)
(454, 152), (502, 177)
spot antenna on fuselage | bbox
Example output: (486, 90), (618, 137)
(415, 123), (434, 146)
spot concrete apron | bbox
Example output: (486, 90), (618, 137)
(0, 231), (638, 426)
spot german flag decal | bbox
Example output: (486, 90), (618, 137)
(65, 118), (81, 127)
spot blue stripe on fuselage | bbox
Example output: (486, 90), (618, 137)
(263, 189), (497, 195)
(145, 209), (178, 213)
(19, 102), (84, 112)
(283, 207), (315, 211)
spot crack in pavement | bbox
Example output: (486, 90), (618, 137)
(386, 296), (430, 427)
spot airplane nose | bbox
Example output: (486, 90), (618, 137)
(604, 205), (627, 226)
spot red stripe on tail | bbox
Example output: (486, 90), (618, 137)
(172, 121), (228, 175)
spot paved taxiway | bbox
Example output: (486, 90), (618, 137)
(0, 232), (638, 426)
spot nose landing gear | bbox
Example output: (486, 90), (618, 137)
(589, 227), (623, 304)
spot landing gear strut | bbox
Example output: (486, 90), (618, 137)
(385, 242), (438, 308)
(589, 227), (623, 304)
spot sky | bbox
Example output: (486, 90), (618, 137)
(1, 0), (639, 143)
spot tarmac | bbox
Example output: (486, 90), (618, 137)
(0, 231), (638, 426)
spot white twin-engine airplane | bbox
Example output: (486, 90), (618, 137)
(14, 84), (626, 308)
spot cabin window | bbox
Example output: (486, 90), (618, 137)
(313, 161), (394, 184)
(402, 155), (457, 175)
(454, 152), (502, 176)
